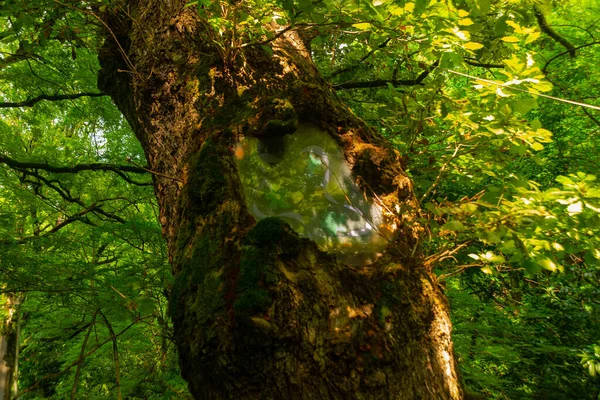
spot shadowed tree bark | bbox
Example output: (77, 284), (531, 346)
(97, 1), (462, 398)
(1, 294), (22, 400)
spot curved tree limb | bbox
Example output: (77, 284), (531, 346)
(534, 6), (576, 58)
(0, 92), (107, 108)
(12, 168), (127, 224)
(0, 207), (96, 245)
(0, 153), (159, 186)
(0, 154), (149, 175)
(333, 60), (438, 90)
(543, 41), (600, 73)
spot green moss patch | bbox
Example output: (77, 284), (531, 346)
(234, 217), (299, 315)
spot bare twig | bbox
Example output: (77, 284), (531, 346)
(71, 311), (98, 400)
(464, 58), (504, 69)
(438, 263), (483, 281)
(126, 159), (184, 183)
(420, 144), (463, 203)
(328, 38), (392, 79)
(99, 310), (123, 400)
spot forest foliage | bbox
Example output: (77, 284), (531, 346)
(0, 0), (599, 398)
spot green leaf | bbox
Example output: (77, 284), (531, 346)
(513, 98), (537, 114)
(495, 16), (508, 36)
(537, 257), (558, 272)
(476, 0), (490, 14)
(523, 259), (542, 275)
(533, 80), (553, 92)
(137, 297), (157, 315)
(464, 42), (484, 50)
(352, 23), (372, 30)
(443, 220), (464, 231)
(413, 0), (430, 14)
(555, 176), (574, 186)
(261, 45), (273, 56)
(531, 142), (544, 151)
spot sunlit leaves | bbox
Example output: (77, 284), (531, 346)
(581, 345), (600, 377)
(352, 22), (372, 30)
(463, 42), (484, 50)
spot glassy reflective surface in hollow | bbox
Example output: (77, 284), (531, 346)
(235, 123), (394, 265)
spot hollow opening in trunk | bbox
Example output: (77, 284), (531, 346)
(235, 123), (396, 265)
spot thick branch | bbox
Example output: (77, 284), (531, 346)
(464, 58), (504, 69)
(333, 61), (438, 90)
(1, 153), (154, 185)
(0, 154), (149, 175)
(0, 92), (107, 108)
(534, 7), (576, 58)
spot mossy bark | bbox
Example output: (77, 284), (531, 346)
(98, 1), (463, 398)
(1, 295), (21, 400)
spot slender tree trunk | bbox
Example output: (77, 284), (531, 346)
(0, 294), (23, 400)
(9, 300), (20, 398)
(0, 334), (10, 400)
(98, 1), (462, 398)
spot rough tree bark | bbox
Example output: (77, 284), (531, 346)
(98, 1), (462, 398)
(0, 294), (22, 400)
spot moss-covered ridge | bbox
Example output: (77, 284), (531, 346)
(234, 217), (301, 315)
(169, 137), (244, 357)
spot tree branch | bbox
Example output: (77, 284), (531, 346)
(71, 311), (98, 400)
(328, 38), (392, 79)
(99, 310), (123, 400)
(333, 60), (438, 90)
(464, 58), (504, 69)
(534, 6), (576, 58)
(13, 169), (128, 225)
(0, 154), (149, 176)
(1, 153), (153, 186)
(0, 92), (107, 108)
(582, 107), (600, 128)
(1, 204), (108, 245)
(542, 41), (600, 73)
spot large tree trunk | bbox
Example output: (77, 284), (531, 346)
(98, 1), (462, 398)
